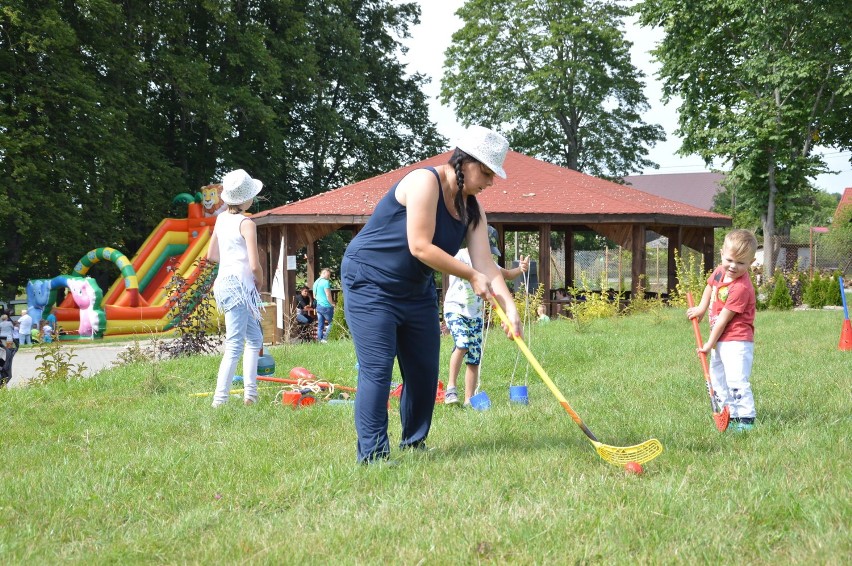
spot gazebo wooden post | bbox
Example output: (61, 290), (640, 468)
(539, 223), (551, 300)
(631, 224), (647, 299)
(268, 227), (282, 344)
(565, 228), (574, 291)
(701, 228), (715, 275)
(256, 228), (270, 294)
(306, 240), (317, 287)
(667, 227), (683, 295)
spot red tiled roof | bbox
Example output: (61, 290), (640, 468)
(836, 187), (852, 220)
(255, 151), (729, 224)
(623, 172), (725, 211)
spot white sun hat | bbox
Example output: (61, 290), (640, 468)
(221, 169), (263, 205)
(456, 125), (509, 179)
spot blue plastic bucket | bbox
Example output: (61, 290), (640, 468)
(509, 385), (529, 405)
(469, 391), (491, 411)
(257, 354), (276, 376)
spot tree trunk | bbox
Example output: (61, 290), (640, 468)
(762, 161), (778, 279)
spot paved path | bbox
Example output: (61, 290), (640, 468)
(4, 341), (154, 388)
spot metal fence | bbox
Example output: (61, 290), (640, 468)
(549, 244), (693, 295)
(505, 226), (849, 297)
(756, 232), (851, 276)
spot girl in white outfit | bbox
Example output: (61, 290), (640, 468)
(207, 169), (265, 407)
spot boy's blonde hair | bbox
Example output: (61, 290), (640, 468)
(723, 229), (758, 261)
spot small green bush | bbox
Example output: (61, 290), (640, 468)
(803, 272), (827, 309)
(326, 290), (349, 341)
(671, 248), (709, 308)
(825, 272), (842, 307)
(566, 273), (619, 330)
(31, 342), (88, 385)
(768, 270), (793, 310)
(159, 258), (221, 358)
(511, 282), (544, 326)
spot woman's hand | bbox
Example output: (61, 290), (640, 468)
(492, 296), (522, 340)
(469, 271), (493, 299)
(506, 305), (523, 339)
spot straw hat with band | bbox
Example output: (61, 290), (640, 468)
(221, 169), (263, 205)
(456, 125), (510, 179)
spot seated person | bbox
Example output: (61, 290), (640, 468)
(295, 286), (317, 325)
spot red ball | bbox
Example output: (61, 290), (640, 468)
(625, 461), (644, 475)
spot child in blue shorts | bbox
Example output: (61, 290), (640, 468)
(443, 226), (529, 406)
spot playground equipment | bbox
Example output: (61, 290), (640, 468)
(25, 191), (227, 339)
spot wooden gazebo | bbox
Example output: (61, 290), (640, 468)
(253, 151), (730, 340)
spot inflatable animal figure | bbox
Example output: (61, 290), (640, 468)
(25, 277), (63, 323)
(201, 183), (228, 217)
(66, 277), (100, 337)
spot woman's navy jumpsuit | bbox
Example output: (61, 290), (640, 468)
(342, 167), (466, 463)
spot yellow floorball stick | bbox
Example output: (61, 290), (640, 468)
(490, 298), (663, 466)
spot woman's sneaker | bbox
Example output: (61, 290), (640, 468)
(444, 388), (459, 405)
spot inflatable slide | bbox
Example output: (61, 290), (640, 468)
(28, 185), (228, 338)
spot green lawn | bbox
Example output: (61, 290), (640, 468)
(1, 309), (849, 564)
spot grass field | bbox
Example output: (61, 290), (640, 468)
(1, 308), (849, 564)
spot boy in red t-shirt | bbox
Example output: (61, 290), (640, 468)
(687, 229), (758, 432)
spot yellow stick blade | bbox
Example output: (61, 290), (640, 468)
(593, 438), (664, 466)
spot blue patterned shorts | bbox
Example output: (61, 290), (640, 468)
(445, 312), (484, 366)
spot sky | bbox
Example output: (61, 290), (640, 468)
(397, 0), (851, 195)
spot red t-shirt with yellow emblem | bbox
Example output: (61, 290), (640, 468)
(707, 266), (756, 342)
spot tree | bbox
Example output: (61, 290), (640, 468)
(823, 205), (852, 273)
(713, 184), (840, 239)
(441, 0), (664, 179)
(0, 0), (444, 299)
(637, 0), (852, 277)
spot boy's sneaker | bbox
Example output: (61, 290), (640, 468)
(444, 388), (459, 405)
(731, 417), (755, 432)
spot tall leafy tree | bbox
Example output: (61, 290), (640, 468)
(0, 0), (181, 297)
(441, 0), (664, 179)
(0, 0), (444, 299)
(637, 0), (852, 276)
(291, 0), (444, 198)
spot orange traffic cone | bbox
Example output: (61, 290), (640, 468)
(839, 319), (852, 351)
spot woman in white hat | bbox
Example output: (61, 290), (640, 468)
(206, 169), (265, 407)
(341, 125), (523, 464)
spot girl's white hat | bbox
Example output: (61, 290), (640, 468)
(456, 125), (509, 179)
(221, 169), (263, 205)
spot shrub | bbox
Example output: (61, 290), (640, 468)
(158, 258), (221, 358)
(566, 273), (619, 330)
(768, 269), (793, 310)
(31, 342), (88, 385)
(803, 272), (826, 309)
(671, 249), (709, 308)
(326, 291), (349, 341)
(625, 276), (668, 316)
(511, 282), (544, 327)
(825, 272), (842, 307)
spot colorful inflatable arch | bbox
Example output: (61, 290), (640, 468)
(73, 247), (140, 307)
(26, 275), (106, 338)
